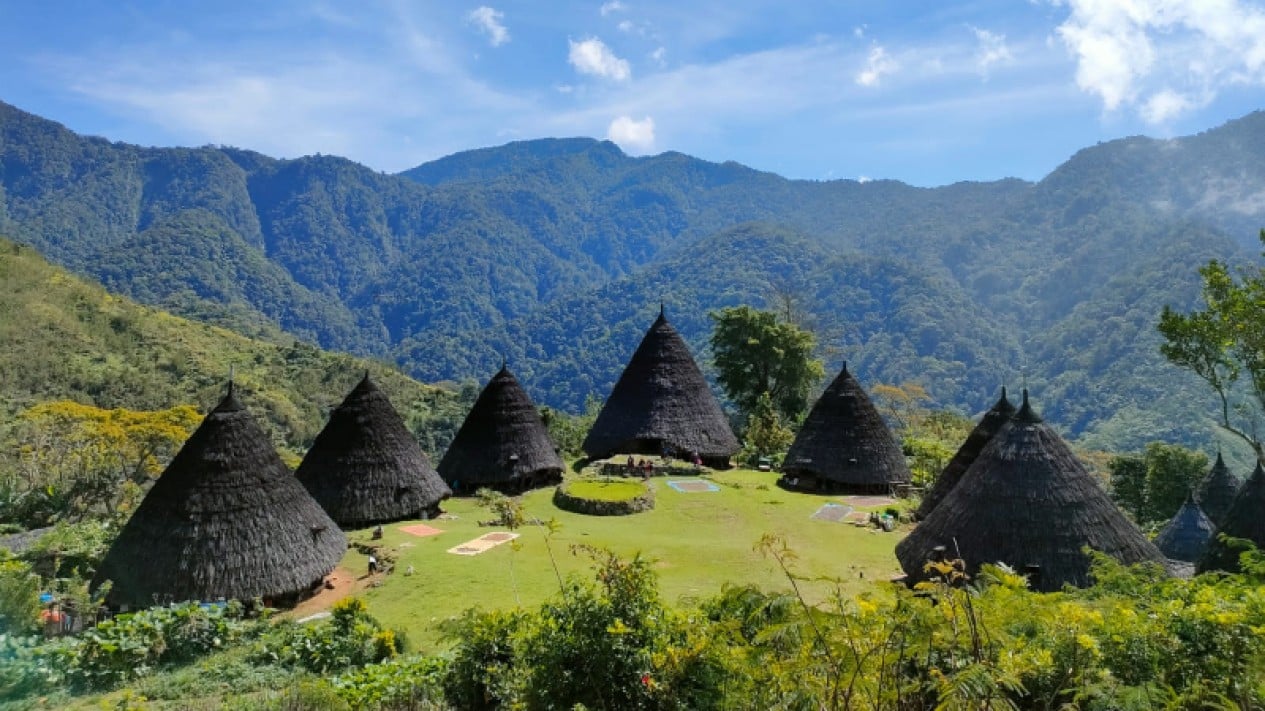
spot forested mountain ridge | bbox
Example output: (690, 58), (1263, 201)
(0, 237), (465, 457)
(1, 98), (1261, 451)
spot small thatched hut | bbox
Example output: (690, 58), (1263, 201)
(582, 308), (739, 467)
(1194, 452), (1242, 527)
(895, 390), (1165, 592)
(916, 387), (1015, 519)
(297, 373), (451, 528)
(1154, 493), (1215, 564)
(438, 365), (563, 495)
(1198, 460), (1265, 574)
(93, 383), (346, 609)
(779, 363), (911, 494)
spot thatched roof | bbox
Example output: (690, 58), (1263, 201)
(297, 373), (450, 528)
(1194, 452), (1242, 527)
(93, 383), (346, 608)
(916, 387), (1015, 519)
(1154, 493), (1215, 563)
(582, 309), (739, 462)
(782, 363), (911, 489)
(438, 365), (563, 491)
(1199, 460), (1265, 573)
(895, 391), (1165, 592)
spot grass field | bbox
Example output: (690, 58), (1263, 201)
(561, 477), (648, 501)
(345, 467), (909, 648)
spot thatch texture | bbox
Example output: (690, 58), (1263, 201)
(916, 388), (1015, 519)
(1154, 494), (1215, 563)
(780, 363), (911, 494)
(297, 373), (450, 528)
(1194, 452), (1242, 527)
(582, 309), (739, 466)
(895, 391), (1165, 592)
(438, 366), (564, 494)
(1199, 461), (1265, 574)
(93, 384), (346, 608)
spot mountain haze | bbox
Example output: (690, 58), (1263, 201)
(2, 99), (1262, 452)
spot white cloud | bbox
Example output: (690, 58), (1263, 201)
(607, 115), (655, 152)
(569, 37), (631, 81)
(618, 20), (634, 33)
(855, 46), (897, 87)
(1140, 88), (1195, 123)
(1052, 0), (1265, 123)
(650, 46), (667, 67)
(467, 6), (509, 47)
(970, 26), (1012, 76)
(600, 1), (626, 16)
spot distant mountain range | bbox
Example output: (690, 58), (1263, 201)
(2, 99), (1262, 452)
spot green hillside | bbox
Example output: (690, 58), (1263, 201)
(2, 98), (1263, 451)
(0, 238), (465, 455)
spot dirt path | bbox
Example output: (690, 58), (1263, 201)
(285, 566), (375, 620)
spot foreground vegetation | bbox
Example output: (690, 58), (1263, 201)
(3, 543), (1262, 710)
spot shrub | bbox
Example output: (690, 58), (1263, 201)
(252, 597), (403, 674)
(330, 654), (449, 709)
(58, 600), (264, 690)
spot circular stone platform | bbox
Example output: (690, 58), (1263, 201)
(553, 478), (655, 516)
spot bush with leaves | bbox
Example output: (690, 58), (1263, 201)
(252, 597), (404, 674)
(330, 654), (449, 709)
(0, 556), (41, 636)
(58, 600), (264, 691)
(444, 547), (731, 710)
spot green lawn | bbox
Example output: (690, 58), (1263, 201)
(561, 478), (647, 501)
(348, 467), (908, 648)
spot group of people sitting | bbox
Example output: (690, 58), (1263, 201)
(623, 450), (704, 478)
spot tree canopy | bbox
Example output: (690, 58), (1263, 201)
(709, 305), (823, 422)
(1159, 230), (1265, 460)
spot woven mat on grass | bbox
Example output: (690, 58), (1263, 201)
(447, 531), (520, 556)
(810, 503), (854, 522)
(666, 479), (720, 493)
(399, 524), (444, 537)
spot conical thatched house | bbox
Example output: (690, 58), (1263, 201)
(895, 391), (1165, 592)
(779, 363), (911, 494)
(438, 365), (563, 495)
(1199, 460), (1265, 573)
(582, 308), (739, 467)
(1154, 493), (1215, 564)
(916, 388), (1015, 519)
(1194, 452), (1242, 527)
(93, 383), (346, 609)
(297, 373), (451, 528)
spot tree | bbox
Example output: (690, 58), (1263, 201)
(1158, 230), (1265, 460)
(8, 401), (200, 525)
(1106, 442), (1206, 526)
(709, 306), (824, 422)
(741, 391), (795, 464)
(1108, 455), (1148, 523)
(1142, 443), (1206, 523)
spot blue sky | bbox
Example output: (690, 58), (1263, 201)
(2, 1), (1264, 186)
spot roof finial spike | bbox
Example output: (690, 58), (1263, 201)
(227, 365), (235, 396)
(659, 302), (665, 318)
(501, 354), (507, 371)
(841, 360), (848, 375)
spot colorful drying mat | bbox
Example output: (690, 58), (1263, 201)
(399, 524), (444, 537)
(447, 531), (520, 556)
(840, 495), (896, 508)
(666, 479), (719, 493)
(810, 503), (854, 522)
